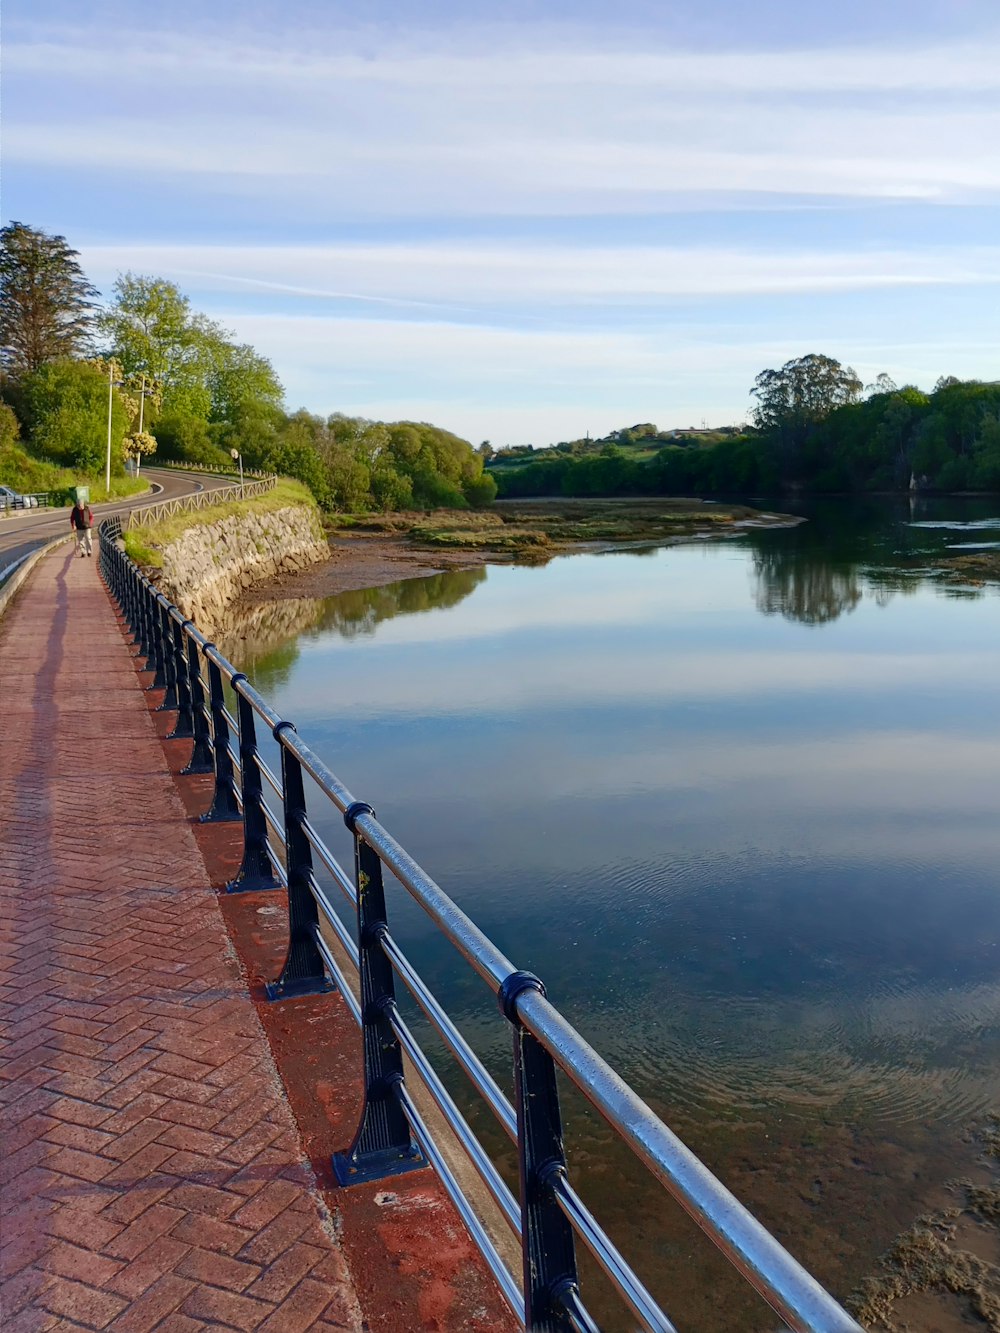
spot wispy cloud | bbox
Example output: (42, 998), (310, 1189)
(6, 27), (1000, 211)
(5, 10), (998, 440)
(78, 241), (1000, 307)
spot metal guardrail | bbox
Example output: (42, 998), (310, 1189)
(1, 491), (53, 513)
(125, 474), (277, 529)
(155, 460), (271, 479)
(99, 514), (864, 1333)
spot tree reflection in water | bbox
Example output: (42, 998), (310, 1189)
(752, 547), (862, 625)
(746, 494), (993, 624)
(216, 567), (487, 692)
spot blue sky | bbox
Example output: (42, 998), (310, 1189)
(3, 0), (998, 445)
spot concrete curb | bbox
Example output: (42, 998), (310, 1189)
(0, 535), (70, 620)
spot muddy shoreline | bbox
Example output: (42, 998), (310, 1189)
(234, 498), (802, 609)
(234, 530), (489, 607)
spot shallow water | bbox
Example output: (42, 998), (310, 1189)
(223, 496), (1000, 1329)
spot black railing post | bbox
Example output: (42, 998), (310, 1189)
(127, 566), (143, 646)
(265, 723), (334, 1001)
(226, 676), (278, 893)
(199, 653), (241, 822)
(167, 617), (195, 740)
(182, 636), (214, 774)
(146, 589), (168, 689)
(133, 573), (153, 664)
(499, 972), (581, 1332)
(156, 600), (179, 711)
(333, 802), (425, 1186)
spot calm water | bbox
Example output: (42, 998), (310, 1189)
(224, 497), (1000, 1329)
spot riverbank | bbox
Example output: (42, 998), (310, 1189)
(236, 497), (799, 606)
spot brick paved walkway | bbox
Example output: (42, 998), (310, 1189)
(0, 545), (363, 1332)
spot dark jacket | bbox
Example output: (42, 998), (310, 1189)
(70, 504), (93, 530)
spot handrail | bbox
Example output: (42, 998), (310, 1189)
(154, 460), (271, 478)
(124, 474), (277, 529)
(98, 514), (864, 1333)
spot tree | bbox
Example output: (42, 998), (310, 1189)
(206, 339), (283, 424)
(19, 359), (128, 473)
(0, 222), (99, 376)
(100, 274), (284, 429)
(751, 354), (863, 433)
(865, 372), (897, 397)
(751, 353), (862, 477)
(99, 274), (210, 414)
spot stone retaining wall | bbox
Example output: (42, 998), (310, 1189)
(156, 504), (328, 630)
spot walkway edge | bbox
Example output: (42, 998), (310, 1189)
(0, 533), (69, 619)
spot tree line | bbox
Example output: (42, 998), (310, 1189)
(495, 354), (1000, 498)
(0, 222), (495, 509)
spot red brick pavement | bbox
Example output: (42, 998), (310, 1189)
(0, 545), (364, 1332)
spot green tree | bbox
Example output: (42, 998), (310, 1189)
(0, 222), (99, 376)
(100, 274), (285, 436)
(751, 353), (862, 477)
(99, 274), (208, 414)
(206, 340), (283, 424)
(153, 411), (225, 466)
(20, 359), (128, 473)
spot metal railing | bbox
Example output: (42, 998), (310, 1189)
(98, 514), (863, 1333)
(155, 460), (272, 479)
(124, 474), (277, 529)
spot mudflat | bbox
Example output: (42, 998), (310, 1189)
(237, 497), (799, 606)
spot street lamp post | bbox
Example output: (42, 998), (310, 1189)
(135, 376), (154, 477)
(106, 366), (124, 496)
(230, 448), (244, 497)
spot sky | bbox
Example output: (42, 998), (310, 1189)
(3, 0), (999, 446)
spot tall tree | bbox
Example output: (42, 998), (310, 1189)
(0, 222), (100, 375)
(100, 274), (284, 427)
(751, 353), (862, 477)
(98, 274), (205, 412)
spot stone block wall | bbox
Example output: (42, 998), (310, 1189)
(155, 505), (328, 631)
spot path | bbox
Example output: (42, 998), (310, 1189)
(0, 544), (363, 1332)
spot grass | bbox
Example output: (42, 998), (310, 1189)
(123, 478), (320, 567)
(0, 441), (148, 502)
(327, 497), (778, 565)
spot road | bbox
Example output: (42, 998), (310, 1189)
(0, 468), (233, 572)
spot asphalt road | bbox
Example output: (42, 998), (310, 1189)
(0, 469), (234, 572)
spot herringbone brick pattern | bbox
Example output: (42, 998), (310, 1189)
(0, 546), (363, 1332)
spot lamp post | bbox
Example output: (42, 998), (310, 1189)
(135, 376), (154, 477)
(106, 365), (124, 496)
(230, 447), (244, 497)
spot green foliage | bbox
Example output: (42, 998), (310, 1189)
(496, 368), (1000, 500)
(152, 411), (229, 467)
(0, 222), (99, 376)
(99, 274), (284, 430)
(18, 359), (129, 474)
(0, 402), (20, 451)
(214, 410), (492, 514)
(751, 354), (863, 479)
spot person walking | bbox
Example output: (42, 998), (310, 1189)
(70, 497), (94, 557)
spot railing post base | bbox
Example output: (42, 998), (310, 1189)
(225, 860), (281, 894)
(200, 802), (242, 824)
(332, 1141), (425, 1188)
(264, 974), (336, 1003)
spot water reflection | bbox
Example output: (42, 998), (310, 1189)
(744, 495), (1000, 623)
(215, 567), (486, 690)
(752, 547), (862, 624)
(315, 566), (487, 640)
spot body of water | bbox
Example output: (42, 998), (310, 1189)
(223, 496), (1000, 1329)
